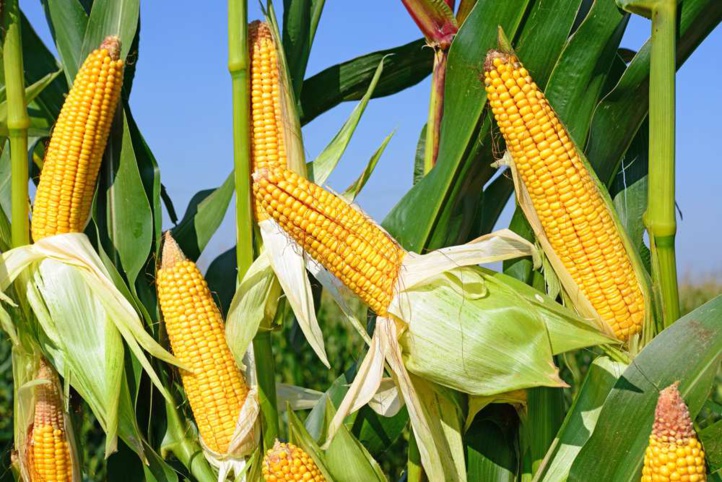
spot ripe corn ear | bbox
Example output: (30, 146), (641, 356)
(483, 50), (645, 341)
(642, 383), (706, 481)
(32, 37), (124, 242)
(27, 360), (73, 482)
(249, 21), (287, 221)
(157, 233), (249, 454)
(253, 168), (406, 316)
(262, 440), (326, 482)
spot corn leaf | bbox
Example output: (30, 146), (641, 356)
(40, 0), (89, 83)
(299, 39), (432, 125)
(465, 405), (519, 482)
(0, 69), (61, 136)
(281, 0), (325, 97)
(287, 407), (336, 481)
(568, 295), (722, 480)
(701, 420), (722, 472)
(307, 60), (384, 185)
(79, 0), (139, 62)
(205, 247), (237, 314)
(381, 0), (530, 251)
(341, 130), (394, 202)
(171, 172), (235, 262)
(534, 356), (627, 482)
(544, 0), (629, 144)
(587, 0), (722, 186)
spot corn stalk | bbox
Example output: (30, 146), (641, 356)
(228, 0), (279, 449)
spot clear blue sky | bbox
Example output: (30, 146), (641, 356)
(21, 1), (722, 277)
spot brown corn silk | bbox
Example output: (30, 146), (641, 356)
(249, 20), (288, 221)
(642, 383), (706, 481)
(483, 50), (645, 341)
(27, 361), (73, 482)
(156, 233), (249, 454)
(262, 440), (326, 481)
(253, 168), (406, 316)
(32, 36), (124, 241)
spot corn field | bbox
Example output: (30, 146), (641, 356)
(1, 0), (721, 480)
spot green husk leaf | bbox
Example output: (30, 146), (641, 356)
(226, 252), (282, 370)
(286, 407), (335, 481)
(393, 267), (564, 396)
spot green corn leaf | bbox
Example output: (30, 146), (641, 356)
(586, 0), (722, 186)
(341, 130), (394, 202)
(701, 420), (722, 472)
(79, 0), (139, 63)
(568, 295), (722, 480)
(308, 60), (384, 185)
(300, 39), (432, 125)
(282, 0), (326, 97)
(170, 172), (235, 262)
(465, 404), (519, 482)
(535, 356), (627, 482)
(41, 0), (89, 83)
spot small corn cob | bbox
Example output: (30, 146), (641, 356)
(32, 36), (124, 242)
(156, 233), (249, 454)
(483, 50), (645, 341)
(253, 168), (407, 316)
(249, 20), (287, 221)
(262, 440), (326, 482)
(27, 360), (73, 482)
(642, 383), (706, 481)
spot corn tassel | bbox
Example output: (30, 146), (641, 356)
(31, 36), (124, 241)
(262, 440), (326, 482)
(483, 50), (645, 341)
(157, 233), (249, 454)
(253, 168), (407, 316)
(642, 383), (706, 481)
(249, 21), (287, 221)
(27, 360), (73, 482)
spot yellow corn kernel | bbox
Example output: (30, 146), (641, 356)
(31, 36), (124, 242)
(262, 440), (326, 482)
(249, 21), (287, 221)
(642, 383), (707, 481)
(483, 50), (645, 341)
(27, 360), (73, 482)
(156, 233), (249, 454)
(253, 168), (406, 316)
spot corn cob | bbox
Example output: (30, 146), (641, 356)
(483, 50), (645, 341)
(32, 36), (124, 242)
(249, 20), (287, 221)
(642, 383), (706, 481)
(253, 168), (407, 316)
(156, 233), (249, 454)
(262, 440), (326, 482)
(27, 360), (73, 482)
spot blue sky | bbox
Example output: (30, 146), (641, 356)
(21, 1), (722, 277)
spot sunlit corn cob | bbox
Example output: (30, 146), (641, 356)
(262, 440), (326, 482)
(642, 383), (706, 481)
(253, 168), (407, 316)
(157, 233), (249, 454)
(249, 20), (287, 221)
(32, 36), (124, 242)
(27, 360), (73, 482)
(483, 50), (645, 341)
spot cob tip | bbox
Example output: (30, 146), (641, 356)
(161, 232), (186, 270)
(653, 382), (695, 440)
(99, 36), (121, 61)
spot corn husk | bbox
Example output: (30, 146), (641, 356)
(0, 233), (179, 456)
(200, 347), (260, 482)
(13, 354), (81, 482)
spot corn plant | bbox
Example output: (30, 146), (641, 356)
(0, 0), (721, 481)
